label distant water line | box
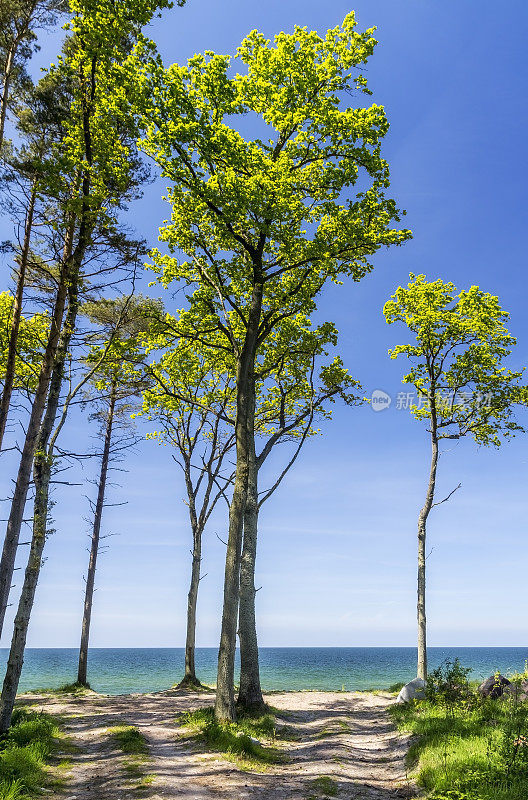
[2,647,527,696]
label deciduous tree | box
[384,274,527,680]
[137,12,410,720]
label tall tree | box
[237,323,361,712]
[0,0,65,151]
[140,341,236,688]
[384,274,527,681]
[0,73,70,449]
[76,295,160,688]
[137,12,410,720]
[0,0,172,732]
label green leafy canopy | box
[384,274,527,446]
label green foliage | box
[135,12,409,368]
[391,675,528,800]
[425,659,473,711]
[181,706,282,768]
[0,291,49,393]
[384,274,527,445]
[82,294,163,397]
[0,708,63,798]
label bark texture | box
[77,385,116,687]
[214,283,262,723]
[0,44,15,152]
[0,272,79,732]
[237,445,264,712]
[182,500,202,686]
[0,179,37,449]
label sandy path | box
[22,689,417,799]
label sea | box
[1,647,527,696]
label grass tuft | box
[107,726,148,756]
[180,706,284,770]
[0,707,66,799]
[307,775,338,798]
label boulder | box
[503,680,528,702]
[396,677,426,704]
[478,674,510,699]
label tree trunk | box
[181,522,202,687]
[417,429,439,682]
[215,283,263,723]
[0,44,15,153]
[77,385,116,687]
[0,430,50,734]
[0,179,38,450]
[0,47,94,637]
[0,221,75,638]
[237,442,265,712]
[0,270,80,732]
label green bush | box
[425,659,472,710]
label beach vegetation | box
[107,726,152,790]
[107,725,149,756]
[391,667,528,800]
[0,707,66,798]
[179,706,284,769]
[307,775,338,798]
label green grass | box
[26,682,91,697]
[180,706,284,770]
[388,681,406,694]
[0,707,68,799]
[107,726,152,792]
[390,696,528,800]
[306,775,338,798]
[107,725,149,756]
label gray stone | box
[503,680,528,702]
[396,678,426,704]
[478,674,510,699]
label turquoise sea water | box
[2,648,527,695]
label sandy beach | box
[22,689,418,799]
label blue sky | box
[1,0,527,648]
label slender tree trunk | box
[0,267,80,732]
[77,385,116,687]
[215,283,263,723]
[0,221,75,638]
[0,429,50,734]
[237,441,265,712]
[181,521,202,687]
[0,179,38,449]
[0,44,15,153]
[0,47,93,637]
[417,427,438,682]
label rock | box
[503,680,528,702]
[396,678,426,704]
[478,674,510,699]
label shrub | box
[425,659,472,711]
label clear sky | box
[1,0,527,649]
